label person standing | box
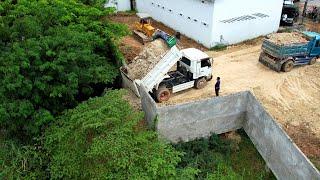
[215,77,220,96]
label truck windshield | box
[316,40,320,47]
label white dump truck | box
[139,46,213,102]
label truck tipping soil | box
[124,39,169,80]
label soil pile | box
[126,39,169,80]
[267,32,308,45]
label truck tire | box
[282,60,294,72]
[309,57,317,65]
[195,77,207,89]
[206,75,213,81]
[156,86,171,102]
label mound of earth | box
[126,39,169,80]
[266,32,308,45]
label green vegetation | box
[1,90,199,179]
[0,1,275,179]
[174,130,276,180]
[210,44,227,51]
[0,0,128,140]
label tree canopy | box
[0,0,128,140]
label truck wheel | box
[206,75,213,81]
[195,77,207,89]
[309,57,317,65]
[282,60,294,72]
[156,87,171,102]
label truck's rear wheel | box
[282,60,294,72]
[195,77,207,89]
[309,57,317,65]
[156,87,171,102]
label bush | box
[44,90,194,179]
[210,44,227,51]
[0,0,129,140]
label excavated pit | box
[138,85,320,179]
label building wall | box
[210,0,283,46]
[136,0,215,47]
[105,0,131,11]
[136,0,282,48]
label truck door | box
[199,58,212,77]
[311,39,320,57]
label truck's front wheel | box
[195,77,207,89]
[282,60,294,72]
[309,57,317,65]
[156,87,171,102]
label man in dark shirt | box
[215,77,220,96]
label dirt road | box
[163,44,320,167]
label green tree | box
[44,90,193,179]
[0,0,128,140]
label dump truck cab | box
[139,46,213,102]
[179,48,213,80]
[306,31,320,57]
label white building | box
[104,0,131,11]
[107,0,284,48]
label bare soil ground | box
[109,13,207,64]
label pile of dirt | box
[267,32,308,45]
[119,36,143,63]
[126,39,169,80]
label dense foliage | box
[45,90,186,179]
[1,90,198,179]
[173,131,276,180]
[0,0,128,140]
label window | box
[316,40,320,47]
[201,58,211,67]
[181,57,191,66]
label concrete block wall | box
[120,68,140,97]
[157,92,248,143]
[137,86,320,179]
[245,93,320,180]
[138,85,158,128]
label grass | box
[210,44,227,51]
[173,129,276,180]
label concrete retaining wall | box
[157,92,248,142]
[137,87,320,179]
[120,68,140,97]
[138,85,158,128]
[245,93,320,180]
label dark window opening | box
[201,58,211,67]
[316,40,320,47]
[181,57,191,66]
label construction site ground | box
[109,12,207,64]
[111,13,320,168]
[167,43,320,168]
